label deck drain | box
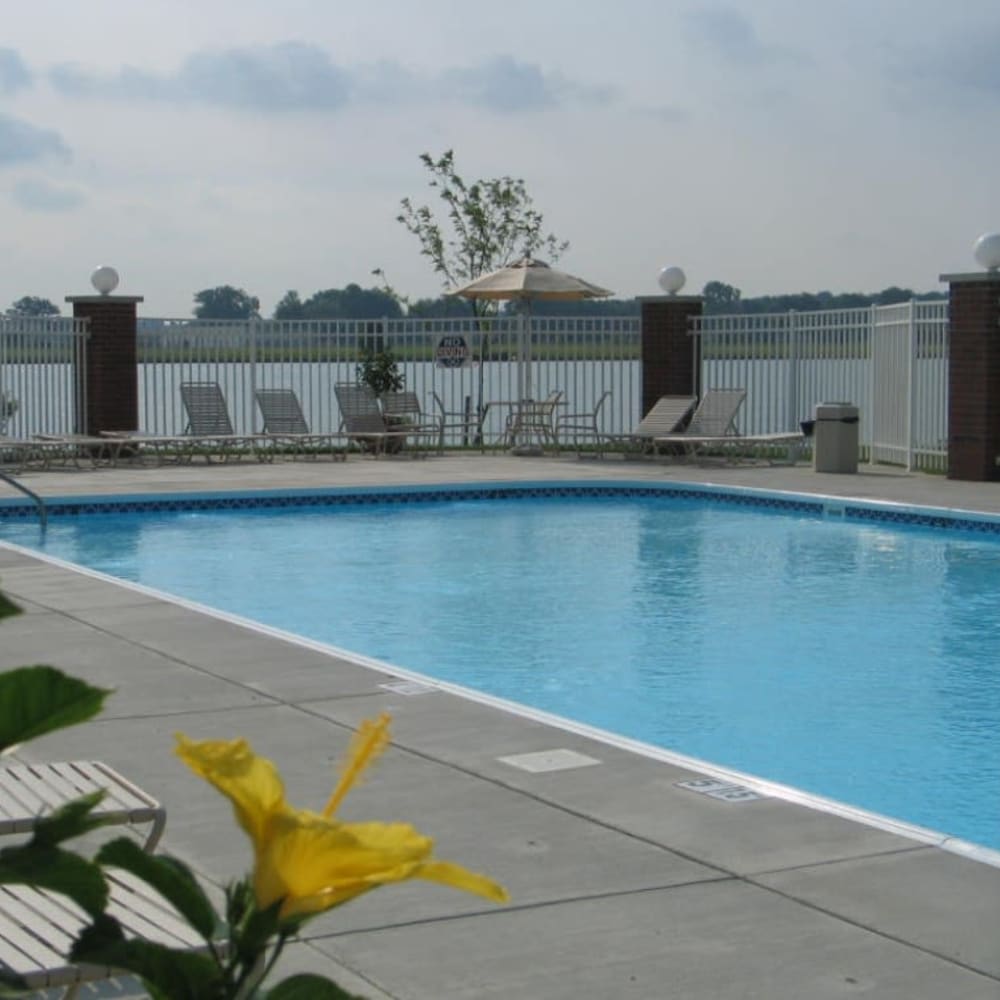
[676,777,762,802]
[498,749,601,773]
[379,680,437,696]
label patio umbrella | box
[448,256,613,406]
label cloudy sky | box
[2,0,998,316]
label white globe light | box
[973,232,1000,271]
[658,265,686,295]
[91,265,120,295]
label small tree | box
[356,348,403,396]
[396,150,569,430]
[193,286,260,320]
[397,149,568,319]
[7,296,59,316]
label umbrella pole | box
[476,328,488,447]
[524,306,533,401]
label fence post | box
[638,295,703,416]
[786,311,799,433]
[940,268,1000,481]
[906,299,916,472]
[65,287,143,435]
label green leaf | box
[0,589,21,622]
[237,900,283,964]
[0,968,32,996]
[267,973,367,999]
[0,665,111,752]
[95,838,219,942]
[31,790,107,846]
[0,844,108,916]
[72,914,223,999]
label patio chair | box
[254,388,347,461]
[179,381,268,462]
[554,390,611,452]
[0,759,220,997]
[431,391,488,452]
[600,395,696,457]
[379,390,443,454]
[504,390,564,449]
[333,383,411,457]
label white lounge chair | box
[334,383,421,457]
[254,387,347,461]
[0,759,218,998]
[0,759,165,850]
[600,395,696,457]
[653,388,805,463]
[179,381,269,462]
[378,391,443,454]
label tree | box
[7,295,59,316]
[702,281,742,315]
[193,286,260,319]
[396,149,569,319]
[396,150,569,434]
[273,290,305,320]
[298,285,402,320]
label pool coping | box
[4,477,1000,535]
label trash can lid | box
[814,402,859,420]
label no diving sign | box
[435,335,474,368]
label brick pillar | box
[638,296,703,416]
[64,294,143,435]
[940,271,1000,481]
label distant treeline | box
[273,282,948,320]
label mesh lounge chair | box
[600,395,696,457]
[254,388,347,461]
[179,381,268,462]
[379,391,443,454]
[652,388,802,463]
[334,383,411,457]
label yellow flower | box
[175,714,508,920]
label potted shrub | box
[356,348,408,452]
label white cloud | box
[50,42,352,112]
[0,114,69,166]
[0,48,31,94]
[11,178,85,212]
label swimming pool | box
[1,482,999,852]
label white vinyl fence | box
[0,305,950,469]
[692,301,949,471]
[0,316,89,436]
[137,316,643,443]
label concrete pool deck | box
[1,454,999,999]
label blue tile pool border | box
[2,480,1000,535]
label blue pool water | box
[2,488,999,850]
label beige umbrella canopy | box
[448,257,613,403]
[448,256,613,301]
